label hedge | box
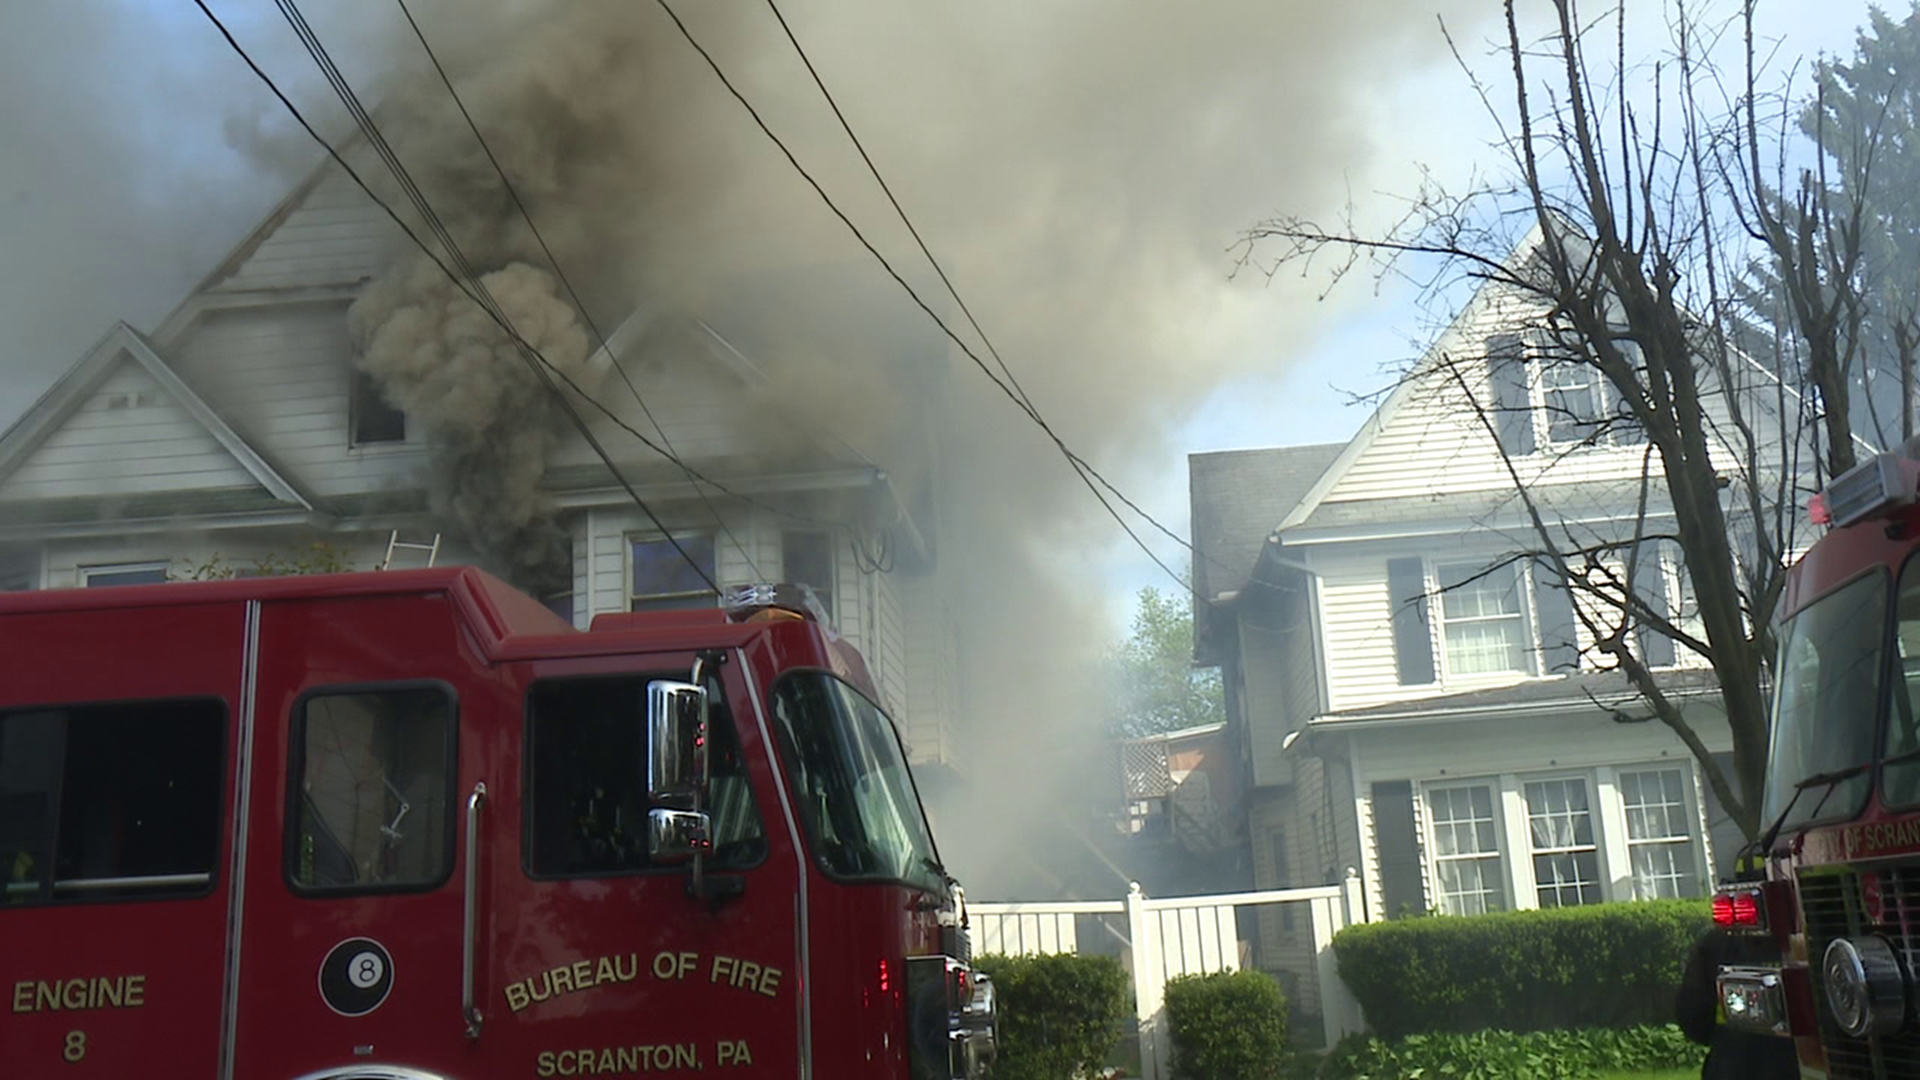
[1319,1025,1706,1079]
[1333,898,1711,1038]
[1165,970,1289,1080]
[972,952,1131,1080]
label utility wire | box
[390,0,767,581]
[759,0,1210,570]
[654,0,1192,592]
[194,0,720,595]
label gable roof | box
[1188,442,1343,605]
[0,322,310,509]
[1276,232,1545,536]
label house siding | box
[0,361,257,500]
[211,168,400,293]
[171,303,428,498]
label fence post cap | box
[1128,881,1144,896]
[1344,867,1359,880]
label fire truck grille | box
[1800,866,1920,1078]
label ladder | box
[378,531,441,571]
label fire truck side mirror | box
[646,679,710,805]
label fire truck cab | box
[1714,445,1920,1076]
[0,567,995,1080]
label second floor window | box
[1541,362,1601,444]
[350,368,406,446]
[630,534,717,612]
[1437,561,1529,676]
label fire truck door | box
[481,659,806,1078]
[226,593,495,1078]
[0,602,244,1080]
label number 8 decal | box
[318,937,396,1016]
[63,1030,85,1063]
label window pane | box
[1525,778,1601,907]
[631,536,717,611]
[351,367,406,445]
[1620,767,1701,900]
[772,674,943,890]
[3,700,224,905]
[526,675,763,876]
[782,531,835,617]
[1631,843,1699,899]
[292,688,453,891]
[1437,563,1528,675]
[1427,784,1504,915]
[84,566,169,587]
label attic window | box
[351,368,406,446]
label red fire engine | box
[1712,446,1920,1076]
[0,567,996,1080]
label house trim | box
[0,323,312,510]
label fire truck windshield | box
[770,673,945,892]
[1763,569,1886,832]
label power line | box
[653,0,1192,592]
[389,0,767,582]
[760,0,1211,571]
[193,0,720,595]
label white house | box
[1190,236,1785,934]
[0,158,969,786]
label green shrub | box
[1318,1025,1705,1080]
[972,952,1131,1080]
[1165,969,1290,1080]
[1333,898,1710,1037]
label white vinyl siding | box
[0,362,255,501]
[170,305,426,498]
[209,167,401,292]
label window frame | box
[81,563,171,588]
[348,366,408,448]
[1617,765,1706,900]
[1521,774,1604,908]
[1434,560,1535,680]
[1,695,228,909]
[627,532,720,613]
[1539,360,1603,446]
[766,668,946,893]
[518,670,769,882]
[1422,780,1508,916]
[283,680,459,897]
[781,530,837,620]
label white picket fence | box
[971,873,1366,1080]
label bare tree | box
[1236,0,1893,839]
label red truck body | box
[0,567,990,1080]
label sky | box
[0,0,1894,642]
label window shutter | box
[1534,564,1578,673]
[1632,542,1677,668]
[1487,334,1536,456]
[1387,557,1435,685]
[1372,780,1426,919]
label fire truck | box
[0,567,996,1080]
[1712,446,1920,1076]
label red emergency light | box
[1712,888,1764,928]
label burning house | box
[0,22,968,784]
